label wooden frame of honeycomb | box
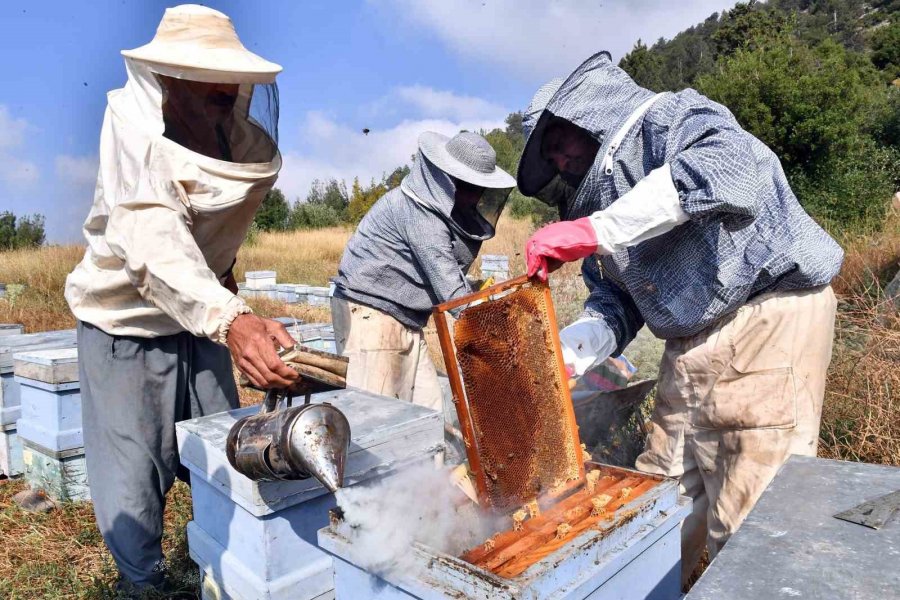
[433,275,585,510]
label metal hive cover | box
[434,276,585,509]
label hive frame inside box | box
[432,274,585,510]
[319,463,689,600]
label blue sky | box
[0,0,738,242]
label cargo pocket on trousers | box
[695,365,797,430]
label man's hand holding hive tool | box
[227,314,300,388]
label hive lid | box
[176,388,443,516]
[13,347,79,384]
[0,330,77,373]
[433,275,584,510]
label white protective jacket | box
[66,21,281,343]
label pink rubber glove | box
[525,217,599,281]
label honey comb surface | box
[451,284,582,509]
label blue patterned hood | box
[516,52,844,348]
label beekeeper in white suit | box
[65,5,298,593]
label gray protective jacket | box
[333,152,486,330]
[521,52,844,353]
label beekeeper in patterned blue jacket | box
[518,51,844,582]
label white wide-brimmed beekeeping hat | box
[121,4,282,84]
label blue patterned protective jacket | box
[520,52,843,354]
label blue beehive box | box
[0,330,77,477]
[14,347,89,501]
[319,466,690,600]
[480,254,510,282]
[177,389,444,600]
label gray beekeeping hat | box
[418,131,515,189]
[522,77,564,141]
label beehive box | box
[0,330,78,477]
[276,284,300,304]
[245,271,277,289]
[21,440,89,501]
[14,347,88,501]
[15,363,82,451]
[306,287,331,307]
[0,324,25,337]
[177,388,443,600]
[0,422,22,477]
[320,463,690,600]
[480,254,510,282]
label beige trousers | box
[331,297,443,411]
[635,286,837,582]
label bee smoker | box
[226,387,351,492]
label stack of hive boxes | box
[14,347,89,501]
[0,329,77,478]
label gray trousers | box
[77,321,238,588]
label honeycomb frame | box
[433,275,585,509]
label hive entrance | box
[433,275,584,510]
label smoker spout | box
[288,402,351,493]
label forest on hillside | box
[255,0,900,234]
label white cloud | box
[55,154,99,186]
[0,105,30,150]
[278,109,507,202]
[374,0,737,81]
[393,85,507,121]
[0,105,39,187]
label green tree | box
[290,201,343,229]
[712,2,792,58]
[347,177,389,223]
[619,40,666,90]
[870,21,900,79]
[0,212,45,250]
[14,214,45,248]
[305,178,349,215]
[0,212,16,250]
[697,37,884,170]
[253,188,290,231]
[698,37,897,224]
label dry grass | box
[234,226,353,286]
[0,245,83,332]
[0,478,196,599]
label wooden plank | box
[434,274,531,313]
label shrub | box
[290,201,343,230]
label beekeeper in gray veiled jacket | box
[65,5,298,593]
[517,51,843,582]
[332,131,515,410]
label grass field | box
[0,211,897,598]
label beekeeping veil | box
[106,4,281,213]
[401,131,515,241]
[517,51,656,217]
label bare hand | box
[227,314,299,388]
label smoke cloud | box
[334,463,501,578]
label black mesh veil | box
[157,74,279,164]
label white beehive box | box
[320,472,690,600]
[0,324,24,337]
[177,388,443,600]
[480,254,510,282]
[245,271,277,289]
[306,287,331,307]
